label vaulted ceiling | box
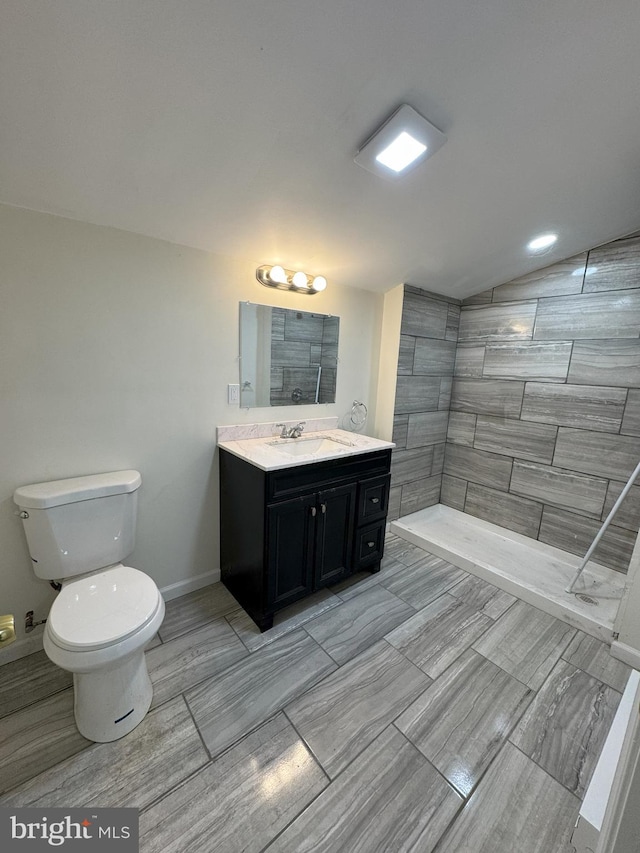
[2,1,640,297]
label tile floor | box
[0,533,632,853]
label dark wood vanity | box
[219,447,391,630]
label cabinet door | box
[267,494,316,610]
[314,483,357,587]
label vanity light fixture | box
[354,104,447,180]
[256,265,327,295]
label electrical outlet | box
[228,383,240,405]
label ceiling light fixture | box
[256,265,327,295]
[354,104,447,180]
[527,233,558,253]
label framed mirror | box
[239,302,339,407]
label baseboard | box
[159,569,221,602]
[0,630,45,664]
[610,640,640,671]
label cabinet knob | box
[321,503,326,514]
[370,497,380,504]
[311,506,317,517]
[367,541,375,548]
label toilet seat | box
[47,564,161,652]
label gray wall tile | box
[553,428,640,481]
[401,290,448,339]
[394,376,441,414]
[464,483,543,538]
[462,289,493,305]
[458,302,537,343]
[510,461,608,517]
[397,336,415,375]
[621,389,640,436]
[446,304,461,340]
[432,442,445,475]
[583,235,640,293]
[492,254,586,302]
[413,338,457,375]
[407,411,449,448]
[483,341,571,382]
[391,446,435,486]
[533,290,640,339]
[440,474,467,510]
[392,414,408,449]
[568,340,640,388]
[399,476,442,516]
[521,383,626,433]
[454,344,485,377]
[444,444,512,490]
[474,415,557,464]
[447,411,476,446]
[538,506,636,572]
[388,486,402,522]
[602,480,640,532]
[438,377,453,410]
[451,378,524,418]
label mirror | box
[239,302,339,407]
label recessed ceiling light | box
[354,104,447,180]
[375,132,427,173]
[527,233,558,252]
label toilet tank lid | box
[14,470,142,509]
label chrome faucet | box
[276,421,306,439]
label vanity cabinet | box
[219,447,391,631]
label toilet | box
[13,470,165,743]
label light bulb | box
[268,265,288,284]
[311,276,327,292]
[292,271,308,288]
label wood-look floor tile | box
[0,650,72,720]
[396,649,532,797]
[285,640,431,779]
[158,582,241,642]
[226,587,340,652]
[139,714,327,853]
[448,574,516,620]
[472,600,575,690]
[510,660,621,797]
[0,688,90,794]
[562,631,632,693]
[381,554,468,609]
[265,726,461,853]
[330,557,405,602]
[0,697,208,809]
[436,742,579,853]
[147,618,248,708]
[304,584,415,665]
[385,594,492,679]
[381,537,428,567]
[185,629,336,758]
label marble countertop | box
[217,424,394,472]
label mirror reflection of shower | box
[239,302,339,408]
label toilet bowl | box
[14,470,165,743]
[43,564,165,742]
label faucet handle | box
[275,423,289,438]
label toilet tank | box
[14,470,142,580]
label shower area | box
[386,234,640,658]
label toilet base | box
[73,651,153,742]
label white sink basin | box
[267,434,354,457]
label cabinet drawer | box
[267,450,392,502]
[357,474,390,524]
[354,522,386,569]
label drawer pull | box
[367,541,376,548]
[311,506,317,517]
[370,497,380,504]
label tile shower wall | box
[442,234,640,572]
[270,309,338,406]
[389,286,461,520]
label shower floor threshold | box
[390,504,625,643]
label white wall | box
[0,204,384,661]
